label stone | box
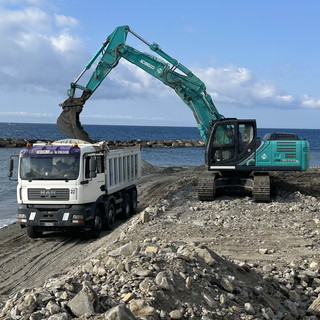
[219,278,235,293]
[98,267,107,276]
[140,211,151,223]
[155,272,172,290]
[48,313,69,320]
[104,304,136,320]
[309,261,319,270]
[139,278,157,293]
[108,243,140,257]
[30,311,45,320]
[121,292,135,302]
[46,301,61,315]
[307,295,320,316]
[194,247,217,266]
[145,245,159,254]
[169,309,183,319]
[284,300,299,318]
[129,299,157,317]
[244,302,255,315]
[202,292,217,308]
[67,290,95,317]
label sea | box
[1,122,319,228]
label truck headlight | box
[72,214,84,219]
[72,214,84,223]
[18,213,27,223]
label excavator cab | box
[206,119,257,170]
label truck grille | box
[28,188,70,201]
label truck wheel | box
[89,207,102,239]
[120,192,131,220]
[130,188,138,214]
[26,226,43,239]
[106,199,115,230]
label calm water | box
[1,122,319,228]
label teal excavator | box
[57,25,309,202]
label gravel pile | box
[1,167,320,319]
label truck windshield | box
[20,148,80,181]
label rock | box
[284,299,299,318]
[169,309,183,319]
[219,278,235,293]
[48,313,70,320]
[129,299,157,317]
[194,247,217,266]
[145,245,159,254]
[202,292,217,308]
[155,272,172,290]
[139,278,157,293]
[30,311,45,320]
[140,210,151,223]
[104,304,137,320]
[67,290,95,317]
[47,300,61,315]
[258,248,269,255]
[108,243,140,257]
[307,295,320,316]
[121,292,135,302]
[244,302,255,315]
[309,261,319,270]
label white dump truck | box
[8,139,141,238]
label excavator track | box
[252,173,271,202]
[197,174,216,201]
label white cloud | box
[0,4,86,94]
[54,14,78,28]
[50,33,82,52]
[302,95,320,108]
[276,95,294,103]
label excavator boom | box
[57,25,223,142]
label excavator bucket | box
[56,104,92,142]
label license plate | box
[43,222,55,227]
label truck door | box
[82,154,105,202]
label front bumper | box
[18,204,93,230]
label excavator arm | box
[57,25,223,142]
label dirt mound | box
[1,164,320,319]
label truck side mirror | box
[8,155,18,181]
[8,159,14,178]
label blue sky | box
[0,0,319,129]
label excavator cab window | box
[211,124,236,162]
[206,119,257,167]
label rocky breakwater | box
[0,138,204,148]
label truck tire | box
[106,198,115,230]
[130,188,138,214]
[26,226,43,239]
[88,206,102,239]
[120,192,131,220]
